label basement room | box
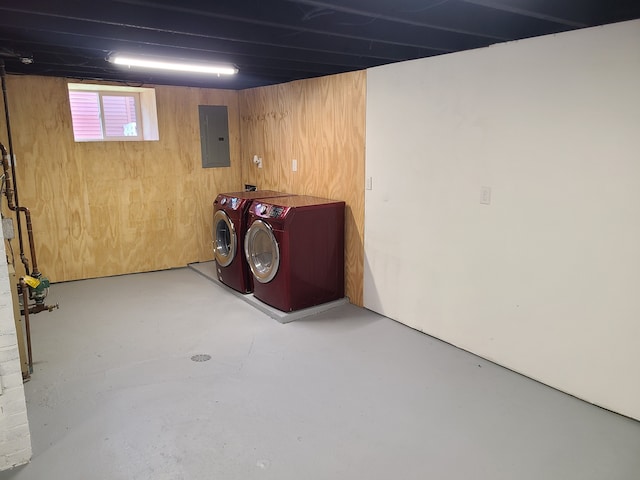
[0,1,639,478]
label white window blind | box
[102,95,138,138]
[68,91,102,140]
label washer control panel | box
[215,195,242,210]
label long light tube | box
[109,54,238,75]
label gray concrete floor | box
[1,267,639,480]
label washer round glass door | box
[212,210,236,267]
[244,220,279,283]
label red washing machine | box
[244,195,345,312]
[212,190,294,293]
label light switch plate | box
[2,218,14,239]
[480,186,492,205]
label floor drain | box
[191,354,212,362]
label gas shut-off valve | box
[19,274,59,315]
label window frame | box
[67,83,159,143]
[98,92,143,141]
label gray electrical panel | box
[199,105,230,168]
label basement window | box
[67,83,159,142]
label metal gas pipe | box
[1,57,57,380]
[0,142,57,315]
[0,143,37,275]
[19,277,33,373]
[0,61,30,274]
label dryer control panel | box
[253,203,289,219]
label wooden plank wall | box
[0,75,242,282]
[239,71,366,306]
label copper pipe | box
[21,302,58,316]
[17,206,39,276]
[0,142,12,209]
[19,278,33,373]
[1,63,26,266]
[0,143,36,275]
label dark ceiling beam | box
[4,64,281,90]
[0,30,375,77]
[0,1,463,56]
[0,25,420,69]
[116,0,489,50]
[10,59,317,82]
[3,0,637,91]
[461,0,590,28]
[279,0,510,39]
[0,7,441,64]
[0,28,381,71]
[1,50,307,87]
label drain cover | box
[191,354,212,362]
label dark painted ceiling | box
[0,0,638,90]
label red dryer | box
[244,195,345,312]
[212,190,294,293]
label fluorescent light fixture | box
[109,54,238,75]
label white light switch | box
[480,186,492,205]
[2,218,14,240]
[365,177,372,190]
[292,159,297,172]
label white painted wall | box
[364,20,640,420]
[0,237,32,470]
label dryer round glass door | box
[212,210,236,267]
[244,220,279,283]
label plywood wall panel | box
[0,75,241,282]
[239,71,366,306]
[0,72,365,305]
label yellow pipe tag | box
[23,275,40,288]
